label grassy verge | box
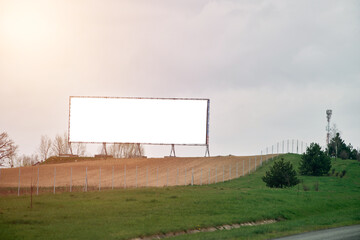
[0,154,359,240]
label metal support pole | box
[236,162,238,177]
[243,160,244,176]
[292,139,294,153]
[166,168,168,187]
[261,151,263,166]
[208,168,210,184]
[53,167,56,194]
[277,142,279,154]
[176,168,179,185]
[170,144,176,157]
[99,167,101,191]
[249,158,250,174]
[191,168,194,186]
[156,167,158,187]
[297,139,299,154]
[215,167,217,183]
[85,167,88,192]
[222,165,224,182]
[282,140,284,153]
[185,168,187,185]
[124,165,126,189]
[229,164,231,179]
[272,145,274,160]
[136,166,138,188]
[70,167,72,193]
[200,168,202,185]
[18,168,20,196]
[255,157,257,171]
[37,167,39,195]
[112,166,114,190]
[146,167,148,187]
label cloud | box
[0,0,359,157]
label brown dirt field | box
[0,155,277,195]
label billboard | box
[69,96,210,145]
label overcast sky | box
[1,0,359,158]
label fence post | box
[37,167,39,195]
[70,167,72,193]
[18,168,21,196]
[156,167,159,187]
[229,164,231,179]
[176,168,179,186]
[191,168,194,186]
[53,167,56,194]
[208,168,210,184]
[124,165,126,189]
[236,162,238,178]
[166,168,169,187]
[85,167,88,192]
[297,139,299,153]
[185,168,187,185]
[292,139,294,153]
[99,167,101,191]
[243,160,244,176]
[215,167,217,183]
[112,166,114,190]
[223,165,224,182]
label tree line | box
[0,131,144,167]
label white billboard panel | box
[69,97,209,145]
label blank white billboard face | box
[69,97,209,145]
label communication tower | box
[326,109,332,146]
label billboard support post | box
[170,144,176,157]
[205,145,210,157]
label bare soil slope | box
[0,155,275,193]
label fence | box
[0,139,307,196]
[0,155,279,195]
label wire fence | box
[0,139,307,196]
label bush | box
[299,143,331,176]
[262,158,299,188]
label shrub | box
[314,182,319,191]
[303,183,310,191]
[262,158,299,188]
[331,168,335,175]
[342,170,347,177]
[299,143,331,176]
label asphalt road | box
[273,225,360,240]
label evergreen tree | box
[300,143,331,176]
[262,158,299,188]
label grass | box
[0,154,359,240]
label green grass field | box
[0,154,359,240]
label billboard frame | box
[68,96,210,156]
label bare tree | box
[18,154,39,167]
[72,143,86,156]
[0,132,18,166]
[39,135,52,162]
[108,143,144,158]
